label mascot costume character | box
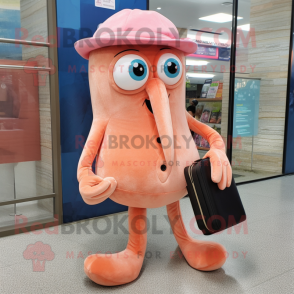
[75,9,232,286]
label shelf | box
[197,147,210,151]
[204,122,221,128]
[196,98,222,102]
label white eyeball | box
[157,53,183,85]
[113,54,149,90]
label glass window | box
[232,0,291,182]
[0,47,53,202]
[0,0,55,233]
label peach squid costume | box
[75,9,232,286]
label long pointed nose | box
[145,78,174,183]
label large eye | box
[157,53,182,85]
[113,54,149,90]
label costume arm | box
[77,118,117,205]
[186,112,232,190]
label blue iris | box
[164,58,180,78]
[129,59,147,81]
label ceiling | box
[186,72,224,84]
[149,0,251,33]
[185,59,229,84]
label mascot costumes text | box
[75,9,232,286]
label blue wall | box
[284,53,294,174]
[56,0,148,223]
[284,7,294,174]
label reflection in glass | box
[0,50,53,202]
[0,0,55,235]
[0,198,54,230]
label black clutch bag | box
[184,158,246,235]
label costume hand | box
[203,149,232,190]
[79,175,117,205]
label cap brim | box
[74,37,198,60]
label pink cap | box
[75,9,197,60]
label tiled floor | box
[1,175,294,293]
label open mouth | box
[143,94,170,114]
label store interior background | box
[0,0,293,233]
[150,0,291,182]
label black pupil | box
[133,62,145,77]
[167,62,178,74]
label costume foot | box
[181,240,227,271]
[84,249,144,286]
[167,201,226,272]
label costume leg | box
[84,207,147,286]
[167,201,226,271]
